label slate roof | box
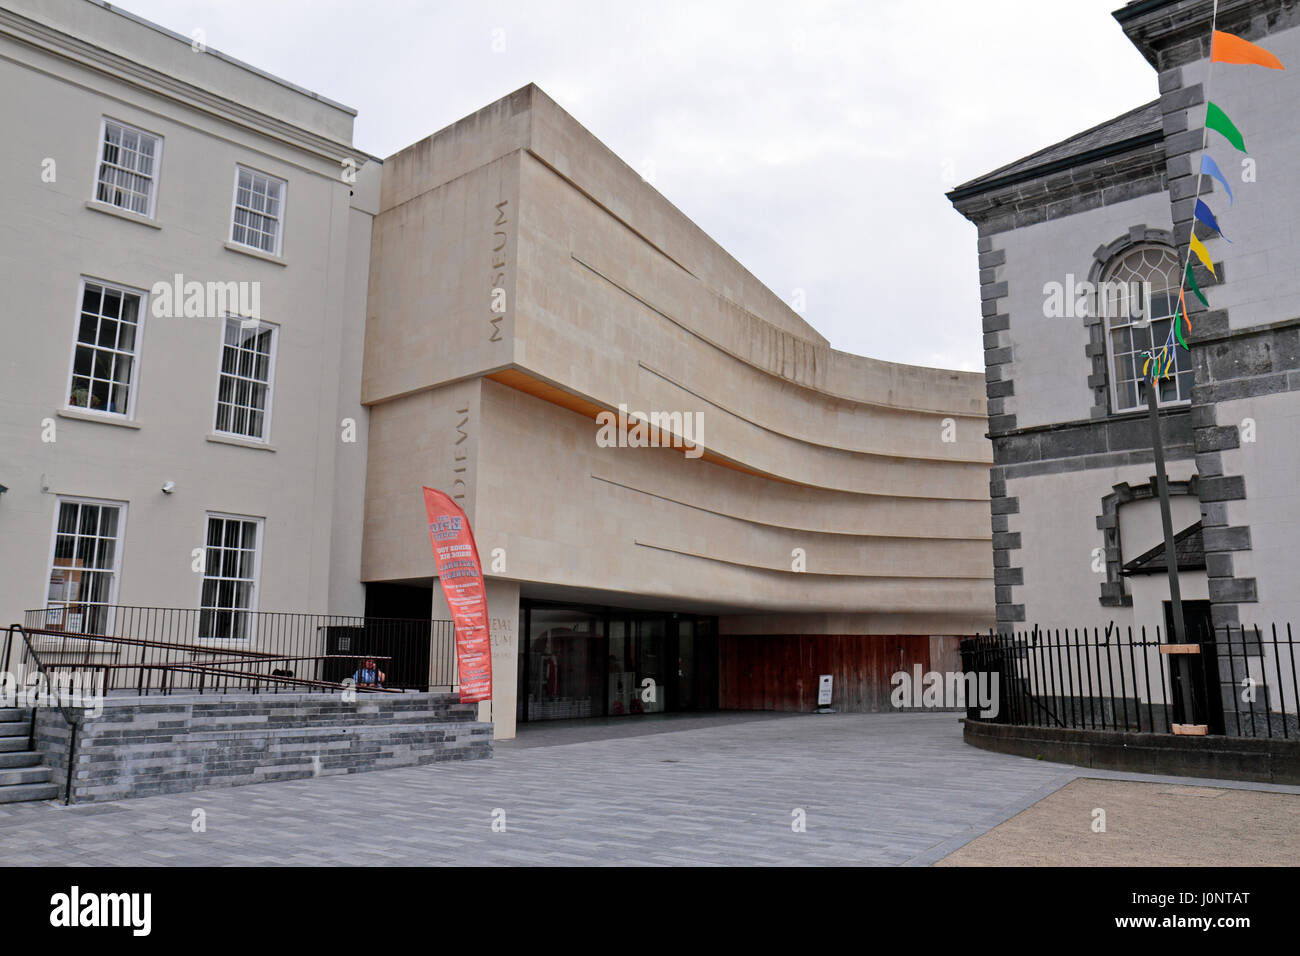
[947,100,1163,200]
[1121,521,1207,575]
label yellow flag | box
[1189,232,1216,278]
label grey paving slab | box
[0,712,1293,866]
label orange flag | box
[1211,30,1285,69]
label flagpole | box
[1144,0,1218,730]
[1145,380,1201,731]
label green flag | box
[1206,101,1247,152]
[1185,262,1209,308]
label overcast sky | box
[117,0,1157,371]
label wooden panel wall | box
[719,634,964,712]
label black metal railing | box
[2,622,91,804]
[2,622,58,749]
[5,606,458,696]
[960,623,1299,739]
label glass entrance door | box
[519,602,717,721]
[634,616,666,714]
[607,615,665,715]
[676,619,696,711]
[526,607,604,720]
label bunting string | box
[1141,2,1286,391]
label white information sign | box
[817,674,833,706]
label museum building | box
[360,85,995,737]
[1,1,995,744]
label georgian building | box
[948,0,1300,716]
[0,0,378,634]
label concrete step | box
[0,737,29,752]
[0,720,30,738]
[0,765,52,787]
[0,708,25,722]
[0,782,59,804]
[0,751,42,769]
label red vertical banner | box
[422,487,493,703]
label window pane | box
[57,503,78,535]
[231,167,284,253]
[97,122,158,215]
[46,502,122,623]
[68,282,141,416]
[1102,245,1186,410]
[215,319,274,438]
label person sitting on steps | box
[351,658,386,689]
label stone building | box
[362,85,994,738]
[948,0,1300,719]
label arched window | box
[1101,245,1193,413]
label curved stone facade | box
[361,85,994,732]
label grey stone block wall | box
[34,692,492,803]
[978,237,1024,628]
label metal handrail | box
[5,623,84,804]
[21,605,458,695]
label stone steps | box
[0,710,58,804]
[0,751,42,769]
[0,765,52,787]
[0,782,60,804]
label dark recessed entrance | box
[517,600,718,722]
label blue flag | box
[1194,199,1231,242]
[1200,154,1234,205]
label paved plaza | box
[0,712,1296,866]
